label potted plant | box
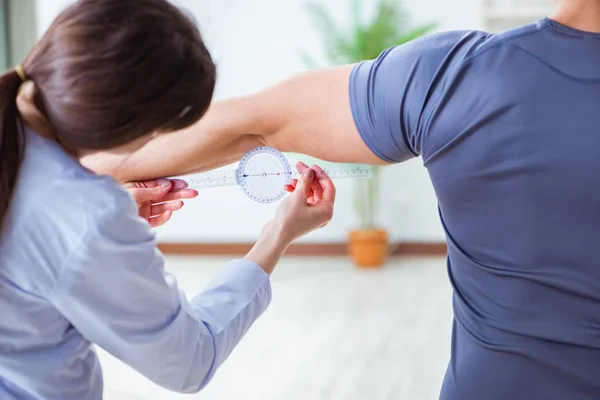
[303,0,437,268]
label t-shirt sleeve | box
[47,186,271,393]
[349,31,478,163]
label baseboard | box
[157,242,447,256]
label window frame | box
[0,0,9,71]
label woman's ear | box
[16,82,55,139]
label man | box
[84,1,600,398]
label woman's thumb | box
[293,168,314,199]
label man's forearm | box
[81,97,263,183]
[125,100,262,181]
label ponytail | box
[0,69,26,232]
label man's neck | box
[550,0,600,32]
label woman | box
[0,1,335,399]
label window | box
[0,0,37,72]
[481,0,554,32]
[0,0,8,71]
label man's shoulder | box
[396,20,547,71]
[463,19,548,64]
[395,29,489,63]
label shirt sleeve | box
[349,31,479,163]
[47,188,271,393]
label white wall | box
[34,0,72,37]
[34,0,485,243]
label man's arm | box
[248,65,385,164]
[84,64,386,183]
[85,29,469,183]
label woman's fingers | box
[155,188,198,203]
[125,178,188,190]
[287,163,329,201]
[285,179,298,193]
[292,168,315,200]
[271,164,337,245]
[284,179,319,203]
[149,210,173,228]
[125,179,195,228]
[296,161,310,172]
[290,161,322,200]
[309,165,323,202]
[124,179,197,211]
[151,200,184,216]
[284,162,331,204]
[312,164,335,203]
[169,179,189,191]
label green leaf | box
[304,2,353,65]
[396,22,439,45]
[299,52,319,69]
[304,1,340,41]
[351,0,362,33]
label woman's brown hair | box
[0,0,216,230]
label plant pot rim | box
[350,227,387,233]
[348,228,389,241]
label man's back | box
[349,18,600,399]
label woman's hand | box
[244,162,336,274]
[273,162,335,243]
[124,179,198,228]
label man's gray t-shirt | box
[349,18,600,399]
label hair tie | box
[15,65,28,82]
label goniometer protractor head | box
[236,147,292,203]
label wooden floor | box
[101,255,453,400]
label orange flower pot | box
[348,228,388,268]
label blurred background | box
[1,0,554,399]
